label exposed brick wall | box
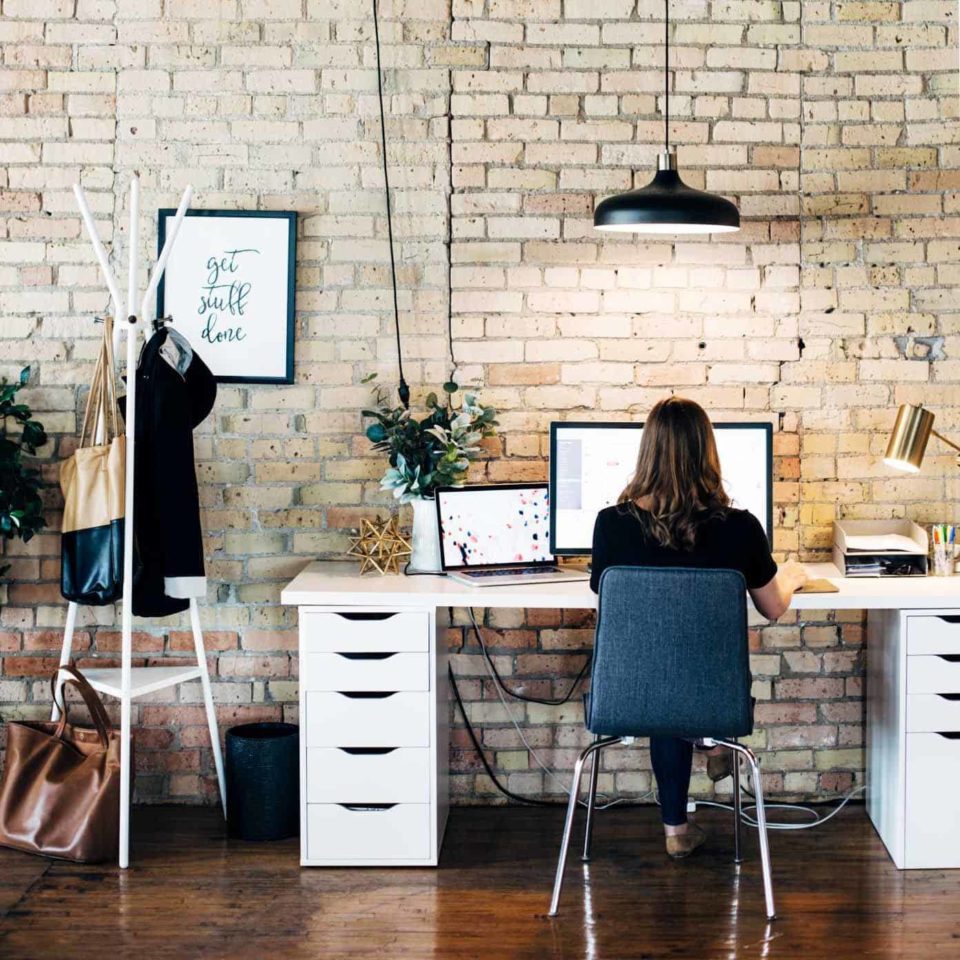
[1,0,957,805]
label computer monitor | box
[549,421,773,556]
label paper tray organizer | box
[832,520,929,577]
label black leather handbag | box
[60,317,125,605]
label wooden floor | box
[0,804,958,959]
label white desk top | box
[281,561,960,613]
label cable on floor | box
[693,785,866,831]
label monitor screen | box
[436,484,553,569]
[549,421,773,555]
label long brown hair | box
[619,397,730,551]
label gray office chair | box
[548,566,775,920]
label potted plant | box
[0,368,47,576]
[363,379,497,572]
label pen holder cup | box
[931,524,956,577]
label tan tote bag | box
[60,316,126,604]
[0,664,123,862]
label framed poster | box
[156,209,296,384]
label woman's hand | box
[778,559,809,594]
[749,559,809,620]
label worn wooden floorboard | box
[0,804,957,959]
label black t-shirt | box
[590,504,777,594]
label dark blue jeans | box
[650,736,693,826]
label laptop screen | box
[436,484,554,570]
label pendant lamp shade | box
[594,1,741,236]
[594,153,740,234]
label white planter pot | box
[409,497,442,574]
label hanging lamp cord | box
[372,0,409,409]
[664,0,670,153]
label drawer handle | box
[936,694,960,702]
[336,612,397,622]
[938,655,960,663]
[338,747,398,755]
[336,652,398,661]
[338,691,397,700]
[936,733,960,740]
[936,616,960,625]
[339,803,397,812]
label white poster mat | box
[158,213,293,382]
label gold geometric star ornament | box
[346,515,412,575]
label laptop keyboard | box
[463,567,560,578]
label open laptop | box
[435,483,589,587]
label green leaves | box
[365,422,387,444]
[362,375,497,501]
[0,366,46,549]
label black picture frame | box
[157,209,297,385]
[548,420,774,555]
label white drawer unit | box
[906,614,960,655]
[868,610,960,868]
[907,654,960,694]
[302,651,429,692]
[301,610,429,653]
[904,733,960,869]
[296,605,448,867]
[304,691,430,747]
[306,748,432,804]
[906,694,960,732]
[306,803,432,863]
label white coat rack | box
[54,177,226,869]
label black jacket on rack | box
[132,327,216,618]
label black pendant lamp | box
[594,0,740,235]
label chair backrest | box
[587,566,753,740]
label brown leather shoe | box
[707,751,733,782]
[665,822,707,859]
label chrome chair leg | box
[582,736,602,862]
[548,736,619,918]
[731,744,743,864]
[717,739,776,920]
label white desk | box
[281,561,960,869]
[283,561,960,612]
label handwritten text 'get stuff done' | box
[197,248,259,344]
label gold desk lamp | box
[885,403,960,473]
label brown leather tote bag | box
[0,664,123,863]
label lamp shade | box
[884,403,934,473]
[594,153,740,235]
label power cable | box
[372,0,409,409]
[467,608,591,706]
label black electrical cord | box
[448,664,558,807]
[467,608,591,706]
[445,69,456,382]
[664,0,670,154]
[372,0,409,409]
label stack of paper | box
[844,534,922,553]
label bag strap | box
[50,664,113,749]
[78,347,104,448]
[101,316,120,440]
[79,318,121,449]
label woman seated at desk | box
[589,397,808,859]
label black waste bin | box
[225,721,299,841]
